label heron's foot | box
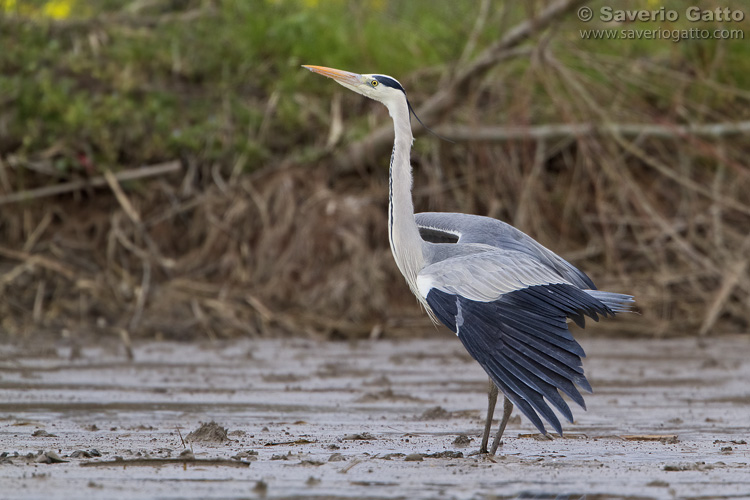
[468,448,497,458]
[474,437,503,456]
[469,448,501,462]
[475,440,502,456]
[479,437,493,454]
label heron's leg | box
[480,378,498,454]
[489,396,514,455]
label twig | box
[0,161,181,206]
[211,164,228,194]
[119,328,135,361]
[711,142,726,251]
[0,261,31,287]
[32,280,46,324]
[143,194,205,228]
[0,156,11,193]
[325,92,344,149]
[458,0,491,66]
[110,210,176,270]
[699,259,748,336]
[190,298,217,341]
[81,457,249,468]
[22,212,53,253]
[104,168,142,225]
[0,245,77,280]
[128,260,151,332]
[514,138,547,230]
[257,90,280,144]
[112,224,155,266]
[176,427,186,448]
[339,457,365,474]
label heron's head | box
[302,65,443,139]
[302,65,407,108]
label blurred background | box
[0,0,748,341]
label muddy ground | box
[0,335,748,499]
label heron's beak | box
[302,65,362,87]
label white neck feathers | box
[386,97,424,295]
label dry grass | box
[2,113,749,340]
[0,163,407,339]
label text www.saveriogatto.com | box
[577,6,746,42]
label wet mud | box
[1,336,749,499]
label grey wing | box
[417,249,617,435]
[417,249,574,302]
[415,212,596,290]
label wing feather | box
[417,219,633,435]
[486,357,562,434]
[499,350,574,423]
[425,283,613,435]
[502,338,588,406]
[416,212,597,290]
[419,250,571,302]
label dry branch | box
[332,0,590,171]
[435,121,750,142]
[0,161,181,206]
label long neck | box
[387,98,424,293]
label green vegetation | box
[2,0,748,174]
[1,1,491,171]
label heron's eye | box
[371,79,379,87]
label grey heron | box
[303,65,634,455]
